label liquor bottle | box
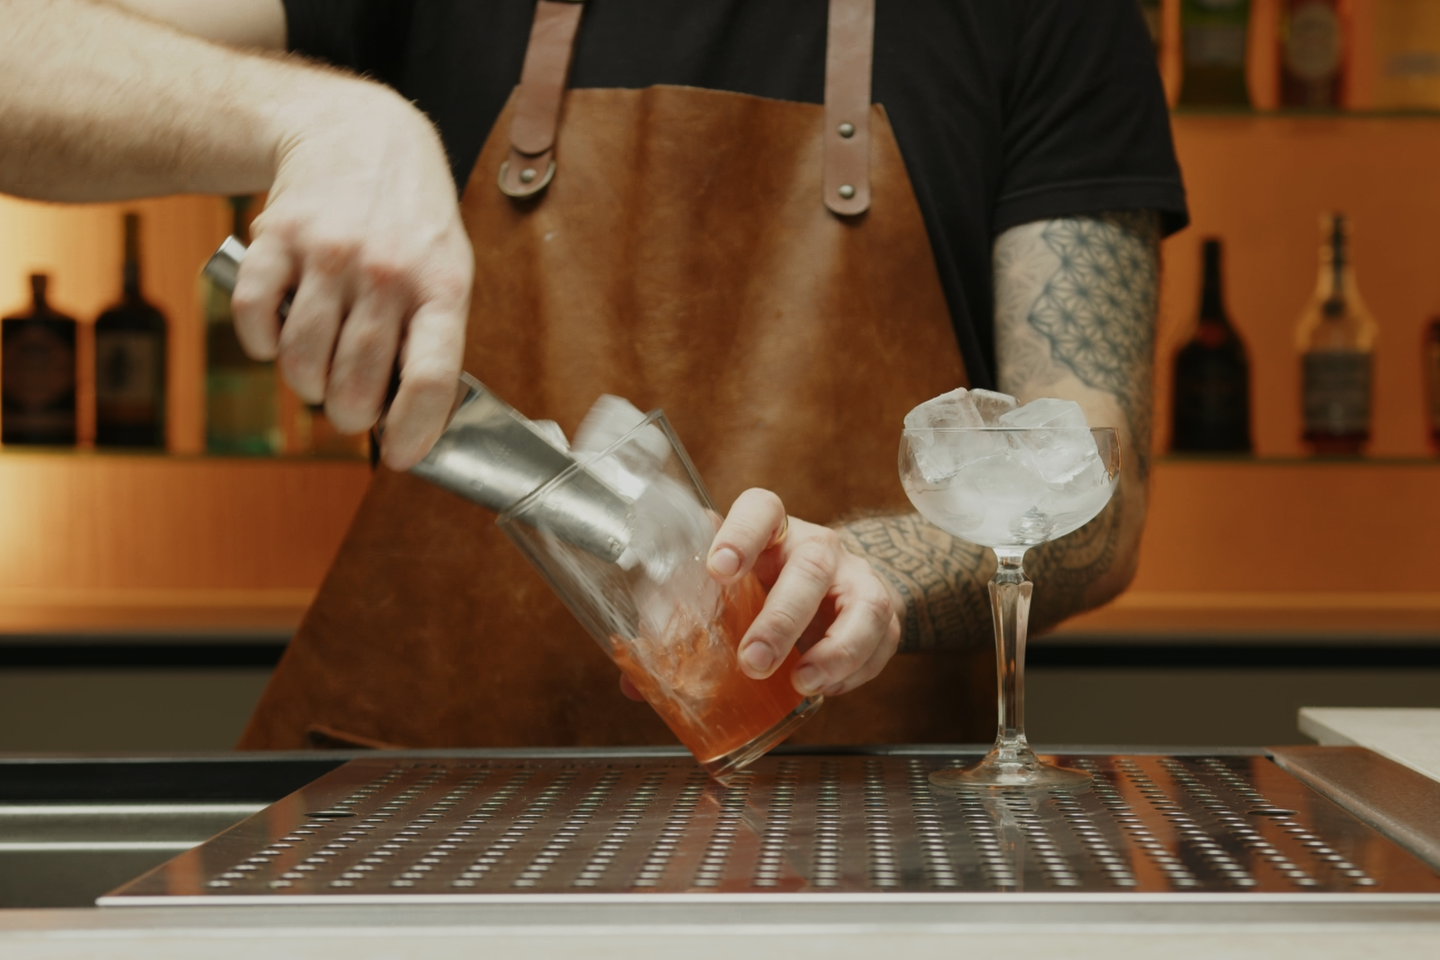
[1171,239,1253,452]
[205,197,278,454]
[1296,214,1377,456]
[95,213,167,448]
[1424,318,1440,451]
[2,274,78,446]
[1180,0,1253,107]
[1372,0,1440,110]
[1280,0,1346,109]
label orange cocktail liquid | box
[609,573,806,764]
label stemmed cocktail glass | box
[899,425,1120,791]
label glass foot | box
[929,738,1092,792]
[703,695,823,782]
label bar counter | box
[0,710,1437,958]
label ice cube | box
[995,398,1097,484]
[996,397,1089,431]
[530,419,569,453]
[903,388,984,431]
[904,389,991,484]
[968,388,1018,424]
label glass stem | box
[990,551,1032,755]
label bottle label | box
[1286,3,1343,82]
[1186,24,1248,67]
[95,331,160,419]
[2,323,75,410]
[1302,351,1370,435]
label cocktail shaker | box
[202,237,633,561]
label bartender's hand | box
[231,79,473,471]
[622,488,903,701]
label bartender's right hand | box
[230,78,473,471]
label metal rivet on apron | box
[520,168,538,184]
[838,184,856,200]
[838,122,855,138]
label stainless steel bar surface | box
[100,751,1440,904]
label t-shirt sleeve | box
[994,0,1188,237]
[281,0,414,84]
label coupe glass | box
[899,426,1121,790]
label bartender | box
[1,0,1185,748]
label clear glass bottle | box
[1296,214,1377,456]
[204,197,279,455]
[95,213,168,448]
[1172,239,1253,452]
[1180,0,1253,107]
[2,274,78,446]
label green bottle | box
[204,197,278,454]
[1180,0,1253,107]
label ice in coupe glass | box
[899,388,1120,790]
[500,405,821,778]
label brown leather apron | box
[238,0,992,751]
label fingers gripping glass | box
[500,412,821,779]
[899,426,1121,791]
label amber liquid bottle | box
[1172,239,1253,452]
[1280,0,1346,109]
[1180,0,1253,107]
[95,213,167,448]
[1297,214,1376,456]
[1,274,78,446]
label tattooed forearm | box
[837,515,993,652]
[838,213,1158,653]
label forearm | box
[1,0,379,201]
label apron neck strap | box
[499,0,584,198]
[823,0,875,216]
[498,0,875,216]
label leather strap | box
[499,0,585,199]
[823,0,874,217]
[499,0,876,214]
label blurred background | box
[0,0,1437,752]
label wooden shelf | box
[1050,459,1440,641]
[0,454,370,636]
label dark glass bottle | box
[94,213,167,448]
[1172,239,1253,452]
[205,196,278,454]
[1297,214,1376,457]
[1180,0,1252,107]
[1280,0,1346,109]
[2,274,78,446]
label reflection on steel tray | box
[100,752,1440,903]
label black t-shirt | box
[283,0,1187,388]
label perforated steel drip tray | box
[101,751,1440,904]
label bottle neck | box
[123,261,141,300]
[1199,244,1226,322]
[1322,216,1347,314]
[122,214,142,301]
[29,276,48,313]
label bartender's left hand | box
[619,488,902,700]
